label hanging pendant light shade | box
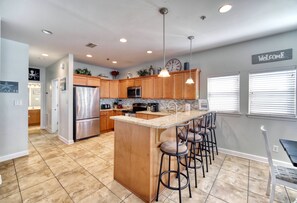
[158,8,170,78]
[185,36,194,84]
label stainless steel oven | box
[127,86,141,98]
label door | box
[51,79,59,133]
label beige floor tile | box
[152,194,167,203]
[225,155,249,166]
[79,186,121,203]
[248,191,271,203]
[61,145,84,154]
[92,166,114,185]
[286,188,297,203]
[76,154,102,166]
[167,186,208,203]
[21,178,61,203]
[0,160,13,167]
[45,154,75,169]
[123,194,145,203]
[50,160,80,177]
[63,175,103,203]
[14,153,43,170]
[0,178,19,200]
[0,192,22,203]
[66,148,93,160]
[205,195,227,203]
[106,180,131,200]
[190,175,215,194]
[16,161,48,178]
[221,160,249,176]
[37,188,72,203]
[57,166,90,188]
[210,179,247,203]
[249,166,269,181]
[18,168,54,190]
[38,148,65,160]
[81,158,110,174]
[250,160,269,170]
[216,168,248,191]
[0,162,16,182]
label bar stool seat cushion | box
[275,166,297,184]
[190,128,210,134]
[160,141,188,155]
[179,131,202,143]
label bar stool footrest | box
[159,170,190,191]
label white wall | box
[28,66,46,129]
[120,30,297,162]
[46,54,73,144]
[0,38,29,162]
[74,61,118,79]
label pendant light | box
[158,8,170,78]
[185,36,195,84]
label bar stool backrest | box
[210,112,216,129]
[176,122,190,154]
[200,113,211,132]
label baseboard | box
[0,150,29,162]
[58,135,74,145]
[218,147,292,168]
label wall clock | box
[165,58,182,72]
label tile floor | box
[0,127,296,203]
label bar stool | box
[191,113,212,172]
[179,117,205,188]
[208,112,218,158]
[156,122,192,203]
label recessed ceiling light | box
[219,4,232,13]
[120,38,127,43]
[41,29,53,35]
[112,61,117,64]
[86,54,92,58]
[147,50,153,54]
[41,53,48,57]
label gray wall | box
[46,54,74,143]
[74,61,118,79]
[120,30,297,162]
[0,38,29,161]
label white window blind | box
[207,75,240,112]
[249,69,296,117]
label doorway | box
[51,79,59,133]
[28,83,41,127]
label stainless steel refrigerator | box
[73,86,100,141]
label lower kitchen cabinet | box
[100,110,122,132]
[28,109,40,126]
[100,111,108,132]
[136,113,164,120]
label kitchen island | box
[111,110,208,202]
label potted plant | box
[74,68,91,75]
[137,69,149,76]
[110,70,119,79]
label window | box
[249,69,296,117]
[207,75,240,113]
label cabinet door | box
[127,79,135,88]
[107,111,114,130]
[153,77,163,99]
[109,80,119,98]
[100,112,107,132]
[163,76,174,99]
[142,78,154,99]
[87,77,100,87]
[174,73,184,99]
[119,80,128,98]
[116,111,123,116]
[100,80,110,98]
[73,75,87,86]
[136,113,148,119]
[134,78,142,87]
[184,70,199,100]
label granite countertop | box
[111,110,208,129]
[136,111,171,116]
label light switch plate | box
[14,100,23,106]
[0,175,2,185]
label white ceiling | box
[1,0,297,69]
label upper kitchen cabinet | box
[109,80,119,98]
[163,76,174,99]
[100,79,110,98]
[119,79,135,98]
[73,74,100,87]
[184,69,200,100]
[153,77,163,99]
[173,73,184,99]
[142,77,154,98]
[134,78,142,87]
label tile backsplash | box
[100,98,199,111]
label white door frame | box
[51,79,59,133]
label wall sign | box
[28,68,40,81]
[252,49,292,64]
[0,81,19,93]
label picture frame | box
[28,68,40,81]
[198,99,209,111]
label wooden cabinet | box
[184,70,199,100]
[153,77,163,99]
[109,80,119,98]
[100,111,108,132]
[100,80,110,98]
[136,112,164,120]
[119,80,128,98]
[134,78,142,87]
[107,111,114,130]
[127,79,135,88]
[136,113,148,119]
[174,73,184,99]
[28,109,40,126]
[163,76,174,99]
[147,114,162,120]
[142,78,154,99]
[73,74,100,87]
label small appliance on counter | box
[148,103,159,112]
[101,104,111,109]
[122,103,147,117]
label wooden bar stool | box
[156,122,192,203]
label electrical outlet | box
[273,145,279,152]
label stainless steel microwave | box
[127,86,141,98]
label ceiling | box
[1,0,297,69]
